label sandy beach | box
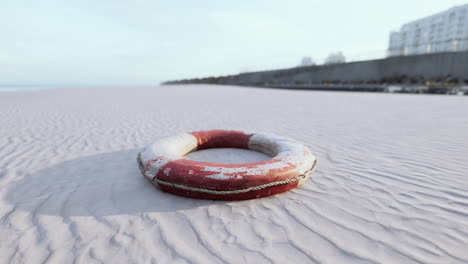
[1,85,468,263]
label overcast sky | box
[1,0,467,85]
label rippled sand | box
[1,85,467,263]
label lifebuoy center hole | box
[184,148,271,164]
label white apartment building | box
[388,4,468,56]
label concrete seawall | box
[166,51,468,87]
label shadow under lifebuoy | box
[6,149,226,217]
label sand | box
[1,85,468,263]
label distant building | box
[388,4,468,57]
[299,57,315,67]
[324,52,346,64]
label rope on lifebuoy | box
[137,152,317,195]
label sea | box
[0,85,53,92]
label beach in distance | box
[1,85,468,263]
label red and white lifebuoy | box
[137,130,317,200]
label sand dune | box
[1,85,468,263]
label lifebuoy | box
[137,130,317,200]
